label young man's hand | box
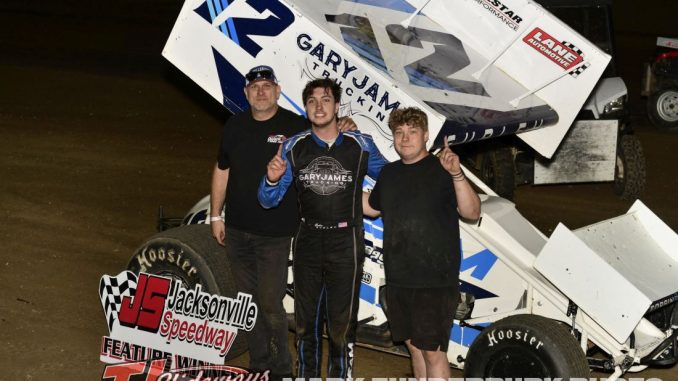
[439,136,462,176]
[266,144,287,183]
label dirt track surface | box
[1,3,677,380]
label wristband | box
[266,178,280,186]
[210,216,224,222]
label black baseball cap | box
[245,65,278,86]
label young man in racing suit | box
[258,78,387,379]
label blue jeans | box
[225,228,292,375]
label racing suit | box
[258,130,386,379]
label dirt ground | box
[1,3,677,380]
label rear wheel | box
[479,143,515,200]
[613,134,646,200]
[128,224,248,360]
[464,314,589,380]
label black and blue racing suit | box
[258,130,386,379]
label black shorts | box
[386,285,459,352]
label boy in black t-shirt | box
[364,107,481,379]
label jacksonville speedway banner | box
[99,271,256,370]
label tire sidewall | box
[464,315,588,379]
[480,144,515,200]
[128,235,220,294]
[466,326,560,375]
[126,225,247,360]
[613,134,646,200]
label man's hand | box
[439,136,462,176]
[211,220,226,246]
[266,144,287,183]
[337,116,357,132]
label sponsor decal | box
[486,328,544,349]
[648,291,678,313]
[298,156,353,195]
[523,28,584,70]
[364,244,383,264]
[133,246,198,277]
[99,271,257,364]
[267,134,286,144]
[361,271,372,284]
[472,0,523,31]
[297,33,401,125]
[101,358,268,381]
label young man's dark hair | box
[301,78,342,105]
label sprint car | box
[128,0,678,379]
[130,174,678,379]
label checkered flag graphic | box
[99,271,138,332]
[561,41,583,56]
[568,62,591,78]
[559,40,590,78]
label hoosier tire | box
[128,224,248,360]
[463,314,589,380]
[613,134,646,200]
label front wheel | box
[464,315,589,380]
[647,87,678,128]
[128,224,248,360]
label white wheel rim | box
[657,90,678,122]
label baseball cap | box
[245,65,278,86]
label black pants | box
[225,228,292,375]
[292,224,364,379]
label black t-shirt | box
[217,107,307,236]
[368,154,461,288]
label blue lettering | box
[378,91,400,111]
[309,42,325,62]
[325,50,342,73]
[297,33,312,51]
[364,83,379,102]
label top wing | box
[162,0,609,159]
